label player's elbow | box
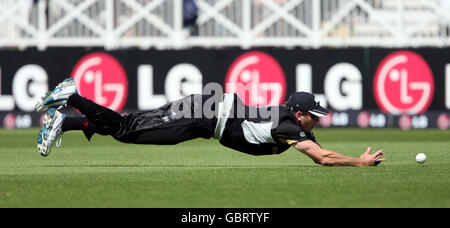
[315,156,333,166]
[311,151,337,166]
[296,141,334,166]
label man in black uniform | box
[36,78,385,166]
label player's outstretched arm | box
[293,140,385,166]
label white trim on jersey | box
[214,94,234,139]
[241,120,275,144]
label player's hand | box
[360,147,386,166]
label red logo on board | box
[3,113,16,129]
[437,113,449,130]
[71,53,128,112]
[398,115,412,130]
[373,51,434,115]
[357,111,370,128]
[225,51,286,106]
[319,112,333,128]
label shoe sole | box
[35,79,75,113]
[37,127,48,156]
[38,109,64,157]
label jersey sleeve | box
[273,121,309,145]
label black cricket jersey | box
[114,93,317,155]
[215,94,318,155]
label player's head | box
[286,92,329,131]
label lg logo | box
[225,51,287,106]
[72,52,129,112]
[373,51,434,115]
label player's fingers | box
[374,150,384,159]
[374,158,386,166]
[364,147,372,155]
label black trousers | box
[67,94,217,145]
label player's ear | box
[295,111,303,121]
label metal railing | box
[1,0,449,50]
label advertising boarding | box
[0,48,449,129]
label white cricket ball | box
[415,153,427,164]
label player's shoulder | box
[272,107,316,142]
[273,118,306,140]
[277,106,296,120]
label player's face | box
[296,111,319,132]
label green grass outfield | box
[0,128,449,208]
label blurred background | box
[0,0,449,130]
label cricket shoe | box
[37,108,65,157]
[35,78,78,113]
